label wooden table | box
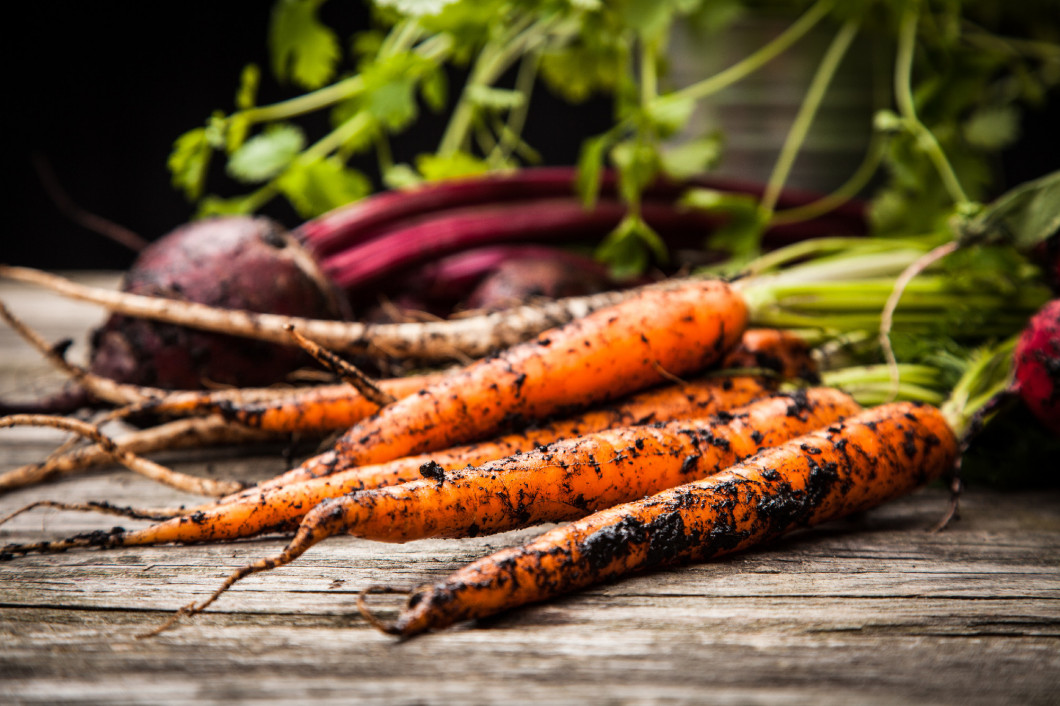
[1,274,1058,705]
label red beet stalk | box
[297,167,867,262]
[318,197,728,294]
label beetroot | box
[1012,299,1060,435]
[90,216,349,389]
[463,252,617,311]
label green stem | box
[940,337,1018,438]
[667,0,834,105]
[236,29,451,127]
[741,236,931,276]
[490,50,541,164]
[769,132,885,226]
[301,112,375,161]
[640,38,658,106]
[894,2,970,205]
[437,14,557,156]
[762,17,861,216]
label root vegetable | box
[89,216,349,390]
[1013,299,1060,433]
[375,401,958,636]
[250,278,748,490]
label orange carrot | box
[255,279,749,490]
[125,389,860,628]
[210,372,446,433]
[371,401,958,636]
[2,377,777,556]
[720,328,818,382]
[216,375,772,506]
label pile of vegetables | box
[1,0,1059,637]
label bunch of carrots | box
[0,200,1055,637]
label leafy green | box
[171,0,1059,284]
[955,170,1060,251]
[277,156,372,218]
[227,124,306,183]
[168,127,212,201]
[269,0,341,89]
[595,214,668,278]
[415,151,490,181]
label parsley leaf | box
[168,127,212,201]
[269,0,341,90]
[227,124,306,183]
[277,157,372,218]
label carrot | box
[209,371,445,433]
[129,389,860,631]
[370,401,957,636]
[217,327,807,435]
[252,279,749,490]
[2,376,777,555]
[719,329,818,382]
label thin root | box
[0,414,244,497]
[357,585,410,635]
[137,521,329,638]
[284,325,396,408]
[878,241,958,402]
[929,470,963,534]
[0,500,181,527]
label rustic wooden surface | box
[1,274,1058,706]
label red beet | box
[1013,299,1060,434]
[90,216,349,389]
[463,252,617,311]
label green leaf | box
[415,151,490,181]
[646,94,696,137]
[382,163,424,189]
[538,17,626,104]
[235,64,261,111]
[610,139,659,207]
[659,134,721,180]
[226,124,306,183]
[963,105,1020,151]
[419,65,448,112]
[595,214,668,278]
[269,0,341,89]
[957,170,1060,251]
[168,127,213,201]
[277,157,372,218]
[365,73,419,131]
[679,188,767,264]
[225,114,252,154]
[374,0,460,17]
[197,193,262,217]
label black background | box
[6,2,1058,270]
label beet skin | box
[90,216,348,389]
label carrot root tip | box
[357,585,410,636]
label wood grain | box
[1,273,1058,706]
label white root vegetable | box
[0,265,638,360]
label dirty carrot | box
[137,388,860,630]
[372,401,958,636]
[719,328,818,382]
[2,376,777,555]
[3,294,448,427]
[253,278,749,490]
[213,372,447,433]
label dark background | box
[6,2,1059,271]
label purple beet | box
[89,216,349,389]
